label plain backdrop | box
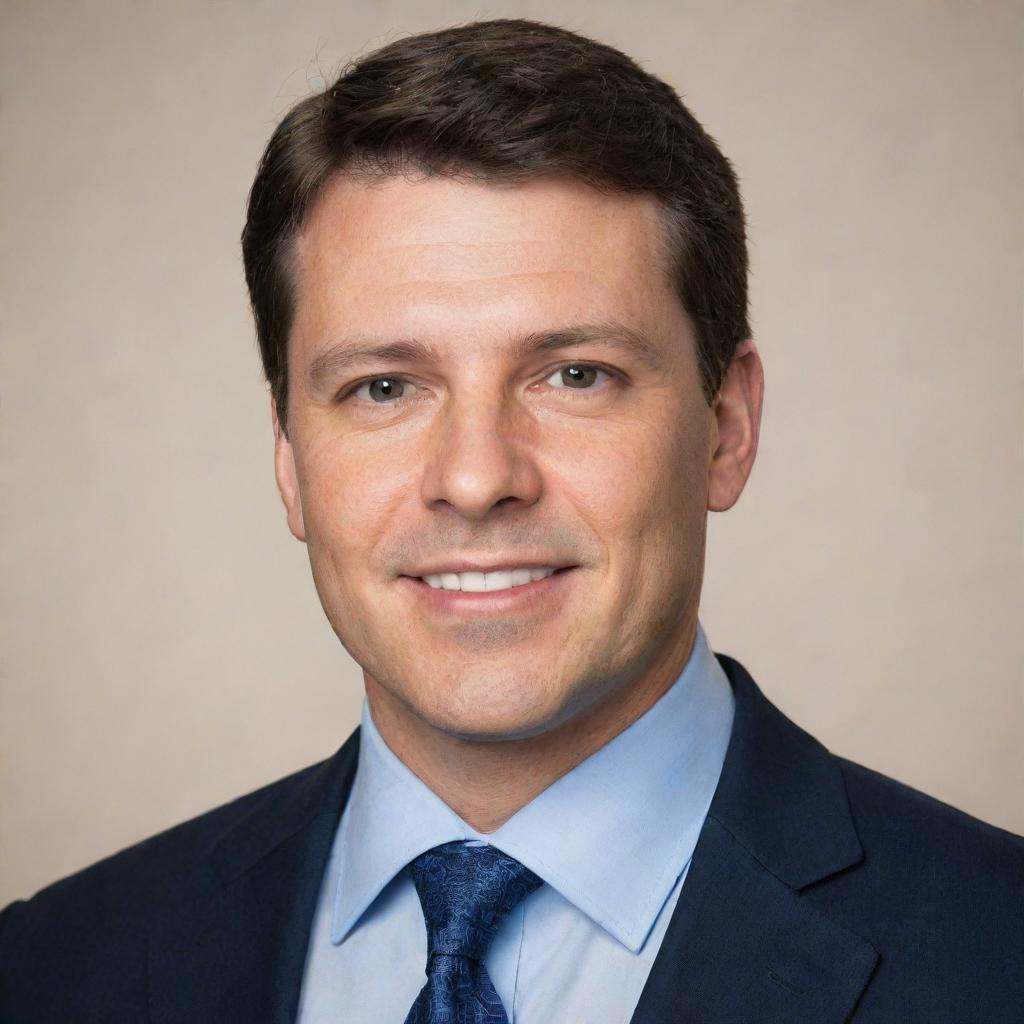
[2,0,1021,906]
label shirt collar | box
[331,622,734,953]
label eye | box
[543,365,610,390]
[351,377,418,403]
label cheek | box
[297,434,408,569]
[556,411,709,556]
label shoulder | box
[840,754,1024,861]
[834,754,1024,908]
[812,757,1024,1015]
[0,755,334,1010]
[5,756,331,922]
[714,654,1023,1015]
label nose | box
[420,392,542,520]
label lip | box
[398,566,578,615]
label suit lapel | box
[630,817,877,1023]
[147,731,361,1024]
[631,656,878,1023]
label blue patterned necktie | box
[404,840,543,1024]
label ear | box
[272,398,306,542]
[707,339,765,512]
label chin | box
[415,673,573,744]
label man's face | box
[276,174,751,741]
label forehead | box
[289,173,678,353]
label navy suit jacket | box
[2,655,1022,1022]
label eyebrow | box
[304,320,665,392]
[306,338,435,391]
[512,323,665,369]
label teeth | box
[421,567,558,592]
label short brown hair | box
[242,19,749,428]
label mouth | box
[399,565,578,613]
[416,566,567,593]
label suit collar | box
[206,732,362,887]
[707,654,864,890]
[632,655,877,1023]
[148,731,362,1024]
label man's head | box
[242,20,763,743]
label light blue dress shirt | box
[296,623,735,1023]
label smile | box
[419,567,557,593]
[401,566,577,615]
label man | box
[1,18,1020,1022]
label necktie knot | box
[409,841,542,962]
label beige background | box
[2,0,1021,906]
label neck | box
[364,619,698,833]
